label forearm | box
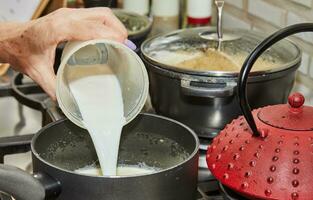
[0,22,29,63]
[0,8,128,100]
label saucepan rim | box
[31,113,200,179]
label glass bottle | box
[123,0,150,15]
[186,0,212,27]
[150,0,180,36]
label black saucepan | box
[0,113,199,200]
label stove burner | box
[11,73,48,110]
[0,83,11,98]
[199,138,211,151]
[0,69,223,200]
[10,72,64,126]
[0,133,222,200]
[219,182,249,200]
[0,192,13,200]
[0,134,33,163]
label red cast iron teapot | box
[206,23,313,200]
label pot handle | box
[181,80,236,98]
[238,23,313,136]
[0,164,61,200]
[0,164,44,200]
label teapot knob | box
[288,93,305,108]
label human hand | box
[0,8,128,100]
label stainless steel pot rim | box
[31,113,199,179]
[141,27,302,78]
[144,55,299,83]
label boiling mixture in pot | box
[75,163,159,176]
[151,48,283,72]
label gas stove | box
[0,72,226,200]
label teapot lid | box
[258,93,313,131]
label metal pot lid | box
[113,9,152,37]
[258,93,313,131]
[141,27,300,76]
[206,95,313,200]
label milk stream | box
[69,64,125,176]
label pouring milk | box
[69,64,158,176]
[69,64,124,176]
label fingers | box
[57,8,128,43]
[65,21,127,43]
[69,8,127,38]
[91,8,128,38]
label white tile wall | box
[224,0,244,9]
[222,0,313,104]
[299,52,310,73]
[286,10,308,24]
[251,23,276,33]
[286,11,313,44]
[291,0,312,8]
[308,56,313,78]
[248,0,287,27]
[222,12,252,29]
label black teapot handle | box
[238,23,313,137]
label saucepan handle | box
[0,164,61,200]
[238,23,313,136]
[0,164,44,200]
[181,79,236,98]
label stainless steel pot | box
[141,27,301,138]
[0,113,199,200]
